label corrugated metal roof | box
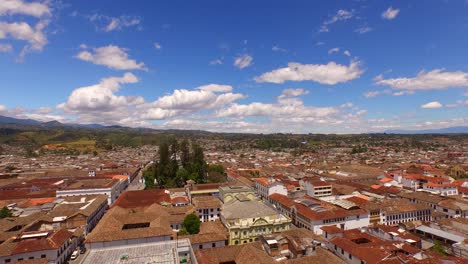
[416,225,465,243]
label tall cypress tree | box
[180,139,190,168]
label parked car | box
[70,250,79,260]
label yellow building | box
[220,195,291,245]
[219,185,255,203]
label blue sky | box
[0,0,467,133]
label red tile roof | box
[10,229,73,255]
[320,225,343,234]
[112,189,171,208]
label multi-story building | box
[192,196,221,222]
[269,194,369,235]
[302,179,332,198]
[0,229,78,264]
[220,195,291,245]
[400,173,451,191]
[363,198,432,226]
[398,191,468,218]
[423,182,459,196]
[55,177,126,205]
[254,177,287,201]
[23,194,109,235]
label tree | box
[176,168,190,186]
[0,207,12,219]
[207,164,225,183]
[159,142,170,167]
[169,138,179,180]
[432,240,447,256]
[191,143,207,182]
[180,139,190,168]
[157,142,171,187]
[143,164,157,189]
[183,213,200,234]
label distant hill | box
[0,115,41,125]
[41,120,64,127]
[0,115,108,129]
[385,126,468,134]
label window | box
[41,255,46,259]
[5,259,11,263]
[235,240,239,245]
[212,243,216,248]
[341,249,344,254]
[199,245,203,249]
[349,253,352,259]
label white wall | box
[327,242,363,264]
[310,213,369,235]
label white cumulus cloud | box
[0,0,51,60]
[421,101,442,109]
[0,0,50,18]
[58,72,143,113]
[75,45,147,70]
[197,84,233,93]
[254,60,363,85]
[375,69,468,90]
[277,88,309,99]
[141,85,245,120]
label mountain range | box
[0,115,467,134]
